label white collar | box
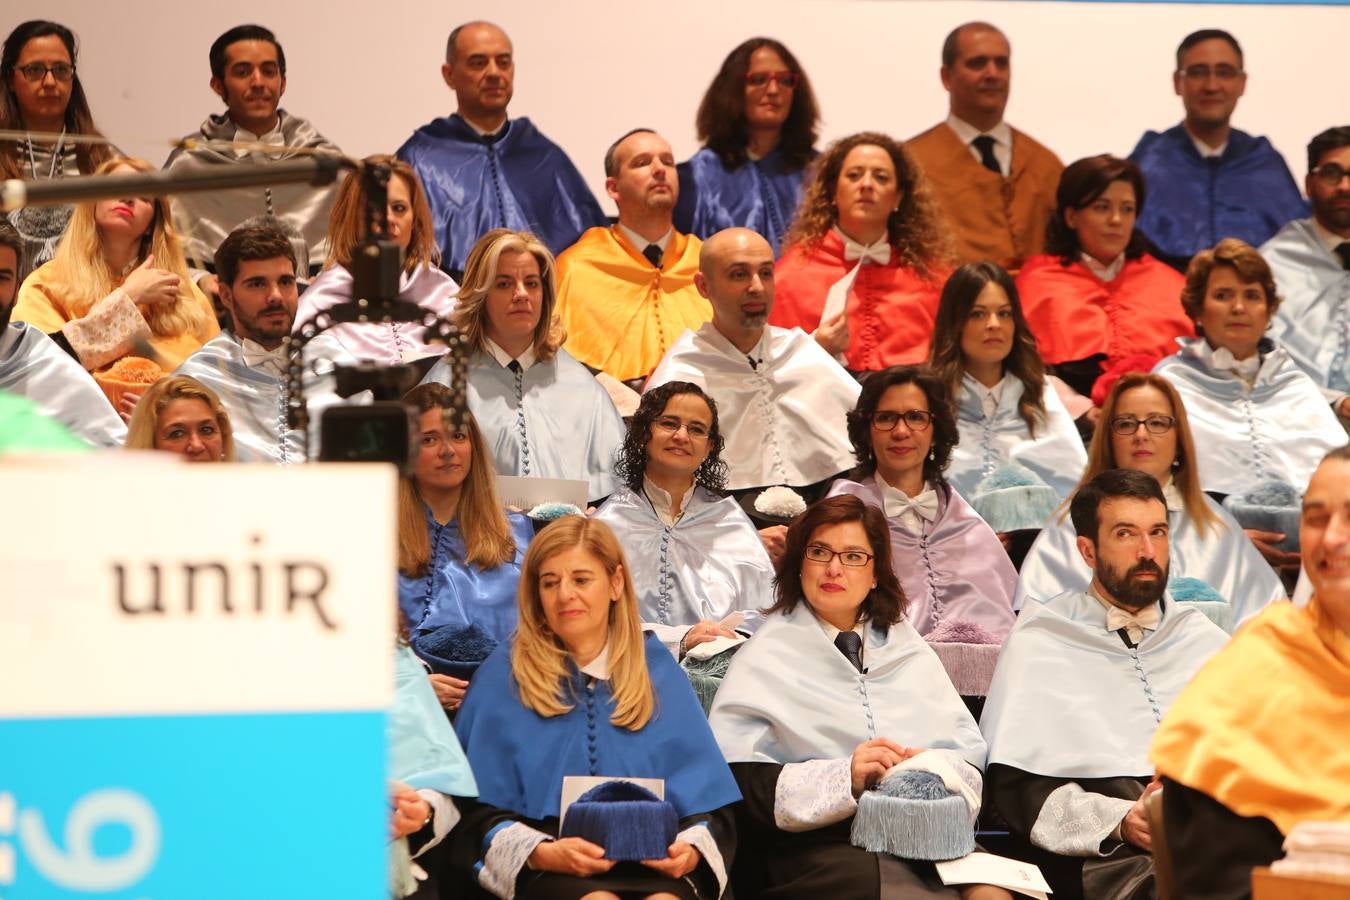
[1310,218,1350,257]
[963,372,1009,418]
[1080,252,1126,283]
[578,641,611,680]
[945,113,1012,150]
[815,616,868,663]
[1186,128,1226,159]
[643,475,696,526]
[1193,337,1262,385]
[618,223,672,255]
[1162,480,1184,513]
[484,336,536,372]
[462,116,508,140]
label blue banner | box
[2,711,386,898]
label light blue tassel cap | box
[1168,576,1232,633]
[970,463,1060,533]
[850,770,975,861]
[1222,480,1301,553]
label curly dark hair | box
[1044,155,1149,265]
[784,131,954,278]
[846,365,958,485]
[614,381,729,494]
[929,261,1048,437]
[695,37,819,171]
[764,494,907,626]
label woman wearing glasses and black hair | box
[708,493,1006,899]
[594,381,774,660]
[1,20,117,271]
[828,365,1017,639]
[674,38,820,256]
[1016,372,1287,623]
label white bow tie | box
[1106,603,1161,643]
[1209,345,1261,380]
[842,236,891,267]
[883,487,939,523]
[235,128,286,159]
[241,339,290,374]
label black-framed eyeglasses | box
[804,544,874,567]
[871,409,933,432]
[16,63,76,83]
[1311,163,1350,187]
[653,416,710,440]
[1177,64,1242,82]
[1110,414,1176,436]
[743,70,799,89]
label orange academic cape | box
[554,226,711,382]
[1151,599,1350,835]
[769,230,943,373]
[1016,253,1193,366]
[906,123,1062,272]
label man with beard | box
[398,21,604,278]
[1263,126,1350,424]
[164,25,342,287]
[646,228,858,523]
[906,22,1063,272]
[0,219,125,446]
[555,129,712,388]
[980,468,1228,900]
[173,222,355,463]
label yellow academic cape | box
[555,226,711,382]
[1150,599,1350,834]
[13,260,220,403]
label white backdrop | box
[24,1,1346,214]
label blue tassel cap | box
[560,780,679,861]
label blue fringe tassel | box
[851,770,975,861]
[560,781,678,861]
[1222,480,1302,552]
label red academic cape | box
[1016,253,1193,365]
[770,231,943,372]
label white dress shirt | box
[946,114,1013,176]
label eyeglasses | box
[16,63,76,83]
[1178,64,1242,82]
[1311,163,1350,187]
[744,70,799,89]
[804,544,874,567]
[1110,415,1176,435]
[871,409,933,432]
[653,416,710,440]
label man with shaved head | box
[647,227,860,516]
[398,20,604,278]
[555,128,710,388]
[907,21,1062,271]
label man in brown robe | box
[907,22,1062,272]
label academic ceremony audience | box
[6,11,1347,900]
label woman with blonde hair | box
[123,374,234,462]
[397,382,531,713]
[769,131,953,373]
[423,228,625,504]
[294,154,459,365]
[11,155,218,410]
[1016,372,1287,623]
[450,515,740,900]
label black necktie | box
[971,135,1001,175]
[643,243,663,268]
[834,630,863,673]
[1335,242,1350,271]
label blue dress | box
[674,146,815,256]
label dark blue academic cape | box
[454,632,741,821]
[674,146,815,256]
[397,114,606,274]
[1128,124,1308,261]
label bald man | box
[398,20,604,277]
[907,21,1062,271]
[647,228,860,504]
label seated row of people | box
[3,19,1317,284]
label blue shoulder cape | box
[397,114,605,274]
[1128,124,1307,260]
[673,146,815,256]
[453,632,741,821]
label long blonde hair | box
[324,155,439,274]
[397,383,515,575]
[47,156,210,338]
[454,228,565,362]
[1077,372,1219,537]
[124,375,236,460]
[511,517,655,730]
